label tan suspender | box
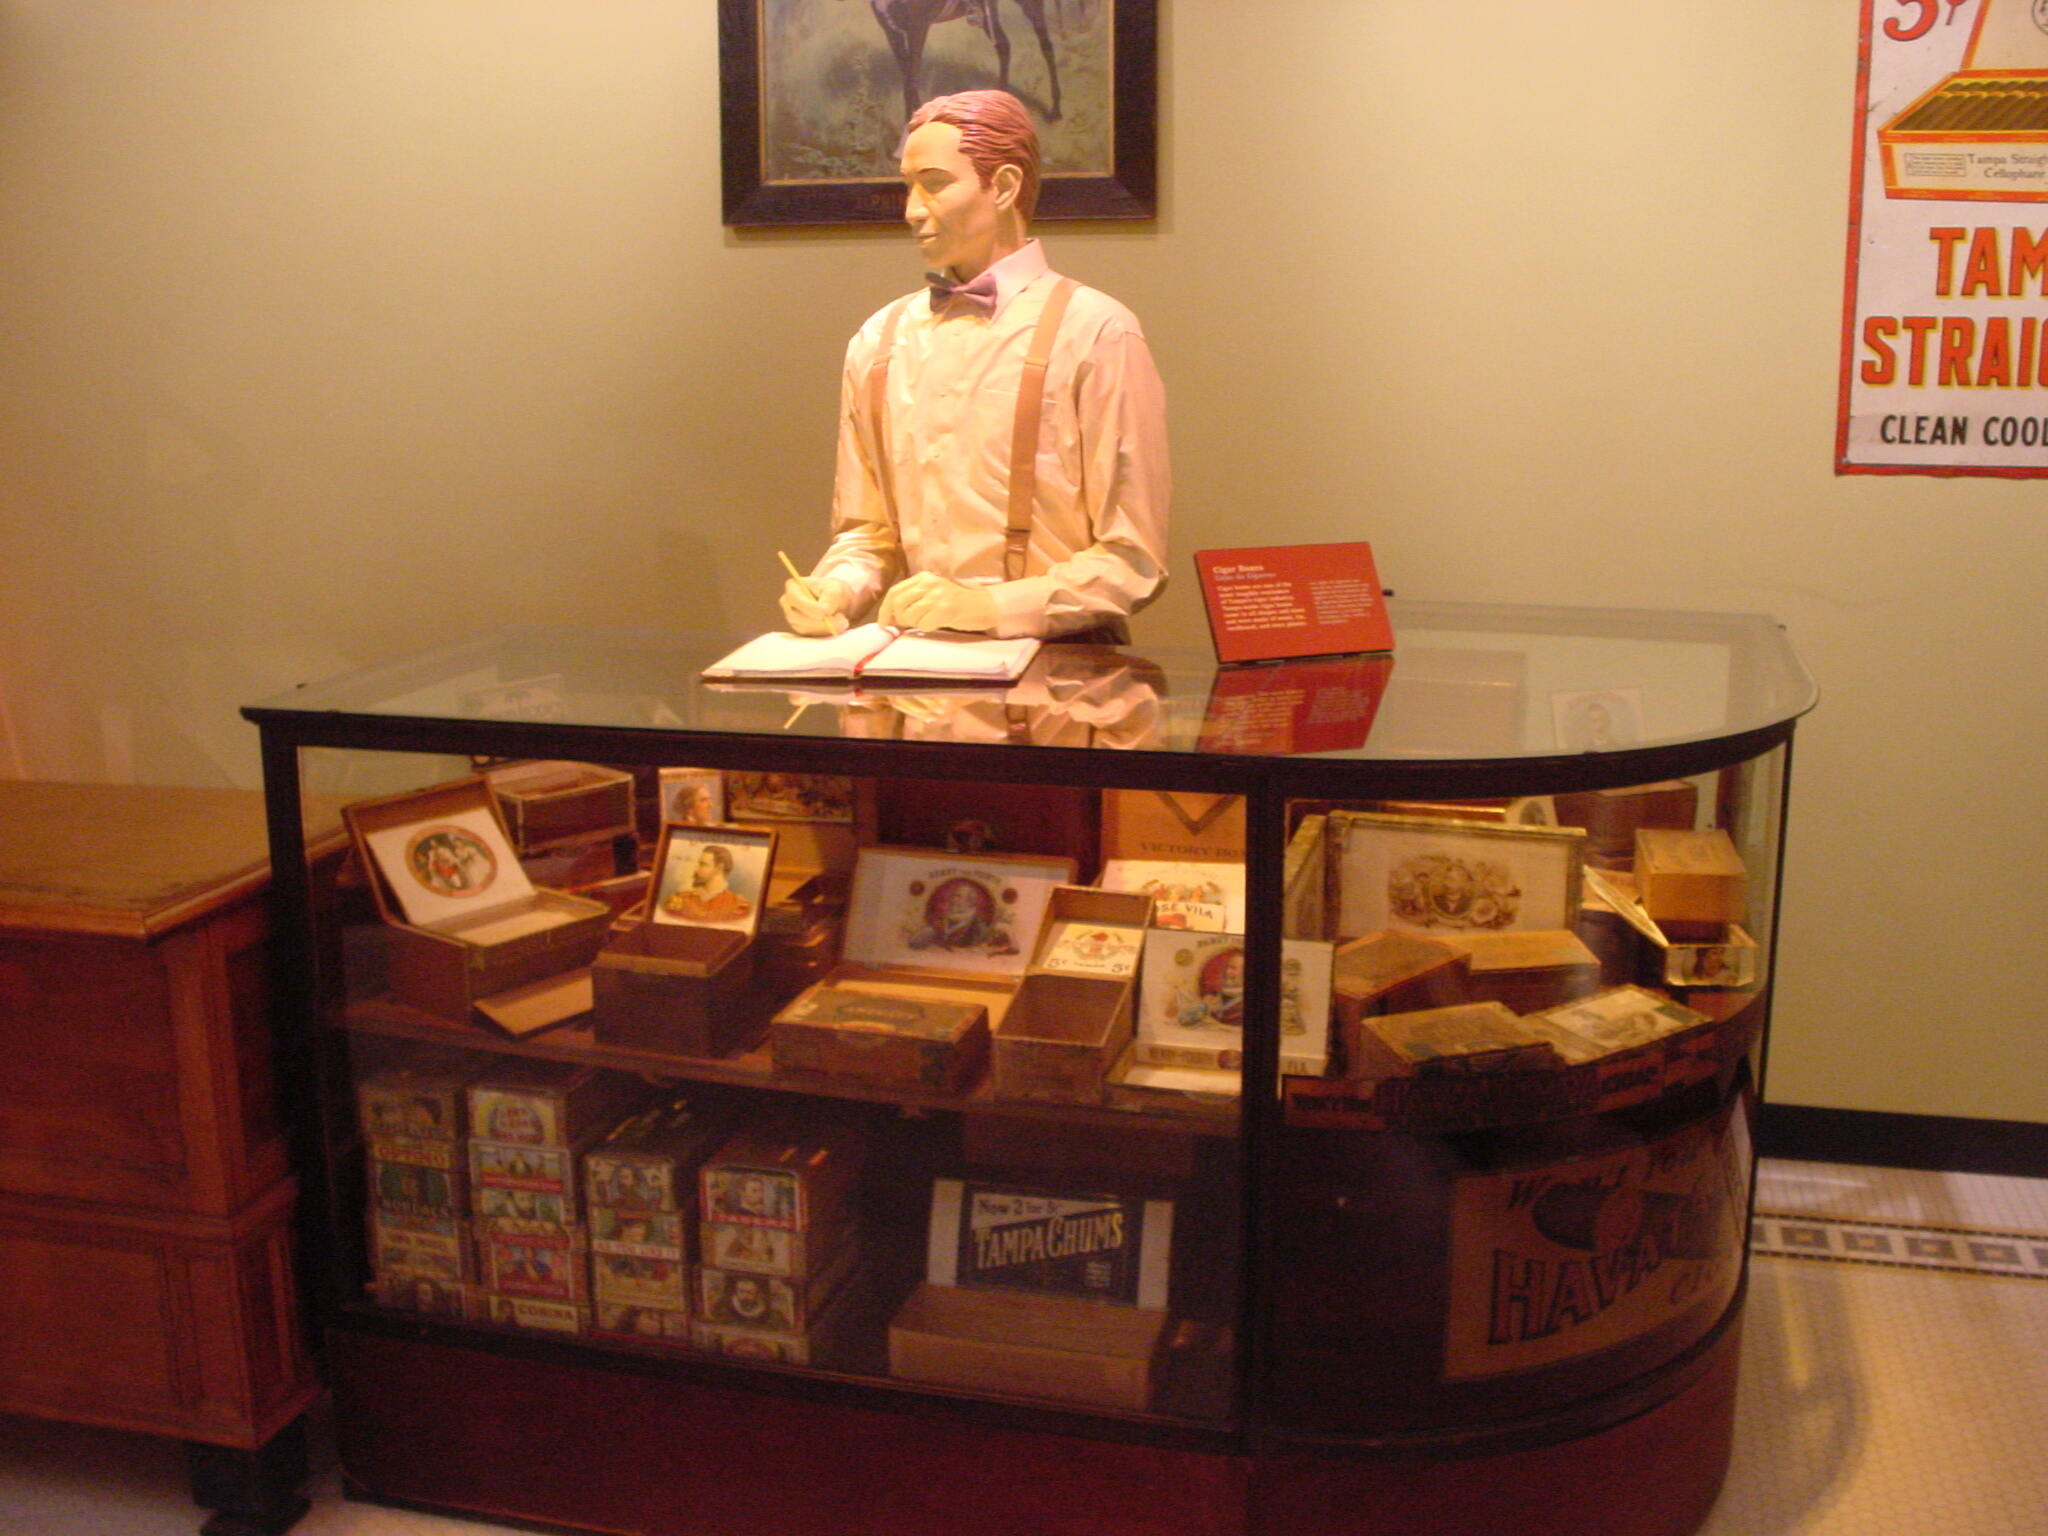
[863,277,1079,584]
[1004,277,1077,581]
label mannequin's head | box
[901,90,1039,279]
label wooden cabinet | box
[0,781,330,1534]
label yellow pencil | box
[776,550,815,599]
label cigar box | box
[873,778,1100,880]
[590,1208,690,1310]
[373,1275,468,1318]
[724,775,867,940]
[699,1116,869,1234]
[1131,931,1335,1079]
[590,1247,691,1311]
[472,1184,571,1226]
[1519,986,1711,1066]
[773,846,1077,1094]
[1436,929,1604,1014]
[342,776,612,1028]
[1346,1002,1565,1080]
[1551,782,1699,867]
[1634,828,1747,931]
[654,767,725,830]
[1325,810,1585,942]
[1097,858,1245,932]
[1879,0,2048,202]
[926,1178,1174,1308]
[590,822,776,1056]
[570,871,652,924]
[755,913,843,991]
[486,760,636,855]
[1283,813,1328,941]
[772,987,990,1092]
[699,1218,851,1279]
[368,1144,466,1219]
[1661,924,1759,989]
[689,1282,857,1366]
[888,1283,1167,1413]
[1330,930,1473,1031]
[593,1302,691,1346]
[1100,1046,1241,1123]
[584,1096,737,1215]
[468,1060,650,1149]
[468,1139,582,1216]
[369,1211,473,1284]
[474,1294,588,1336]
[1100,790,1246,864]
[697,1242,856,1332]
[992,886,1152,1105]
[477,1219,589,1303]
[356,1055,488,1141]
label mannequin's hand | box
[779,576,852,636]
[877,574,998,633]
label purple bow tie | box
[928,270,998,317]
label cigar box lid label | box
[1365,1003,1561,1074]
[926,1178,1173,1310]
[1444,1094,1751,1379]
[1530,986,1708,1057]
[780,986,985,1041]
[470,1141,574,1192]
[590,1209,685,1256]
[368,1134,461,1171]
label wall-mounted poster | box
[1840,0,2048,475]
[718,0,1157,225]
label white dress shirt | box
[811,240,1170,640]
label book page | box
[702,624,896,680]
[858,631,1040,682]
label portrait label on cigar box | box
[474,1186,570,1225]
[649,826,774,935]
[1098,858,1245,932]
[1329,812,1584,940]
[657,768,724,827]
[703,1165,802,1229]
[843,848,1072,976]
[361,805,531,931]
[371,1159,461,1218]
[371,1213,468,1282]
[927,1178,1174,1309]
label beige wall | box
[2,3,2043,1121]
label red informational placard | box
[1194,543,1394,664]
[1196,654,1395,757]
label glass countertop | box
[244,600,1815,765]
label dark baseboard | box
[1758,1103,2048,1179]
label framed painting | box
[719,0,1158,226]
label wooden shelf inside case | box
[337,990,1239,1137]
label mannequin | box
[780,89,1169,642]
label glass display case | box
[243,600,1813,1536]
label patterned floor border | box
[1751,1212,2048,1280]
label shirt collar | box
[932,240,1046,321]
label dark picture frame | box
[719,0,1158,227]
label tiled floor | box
[3,1158,2042,1536]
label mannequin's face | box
[900,120,1019,280]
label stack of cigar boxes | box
[466,1062,649,1335]
[692,1116,868,1364]
[586,1095,736,1345]
[359,1055,481,1317]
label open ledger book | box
[702,624,1041,687]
